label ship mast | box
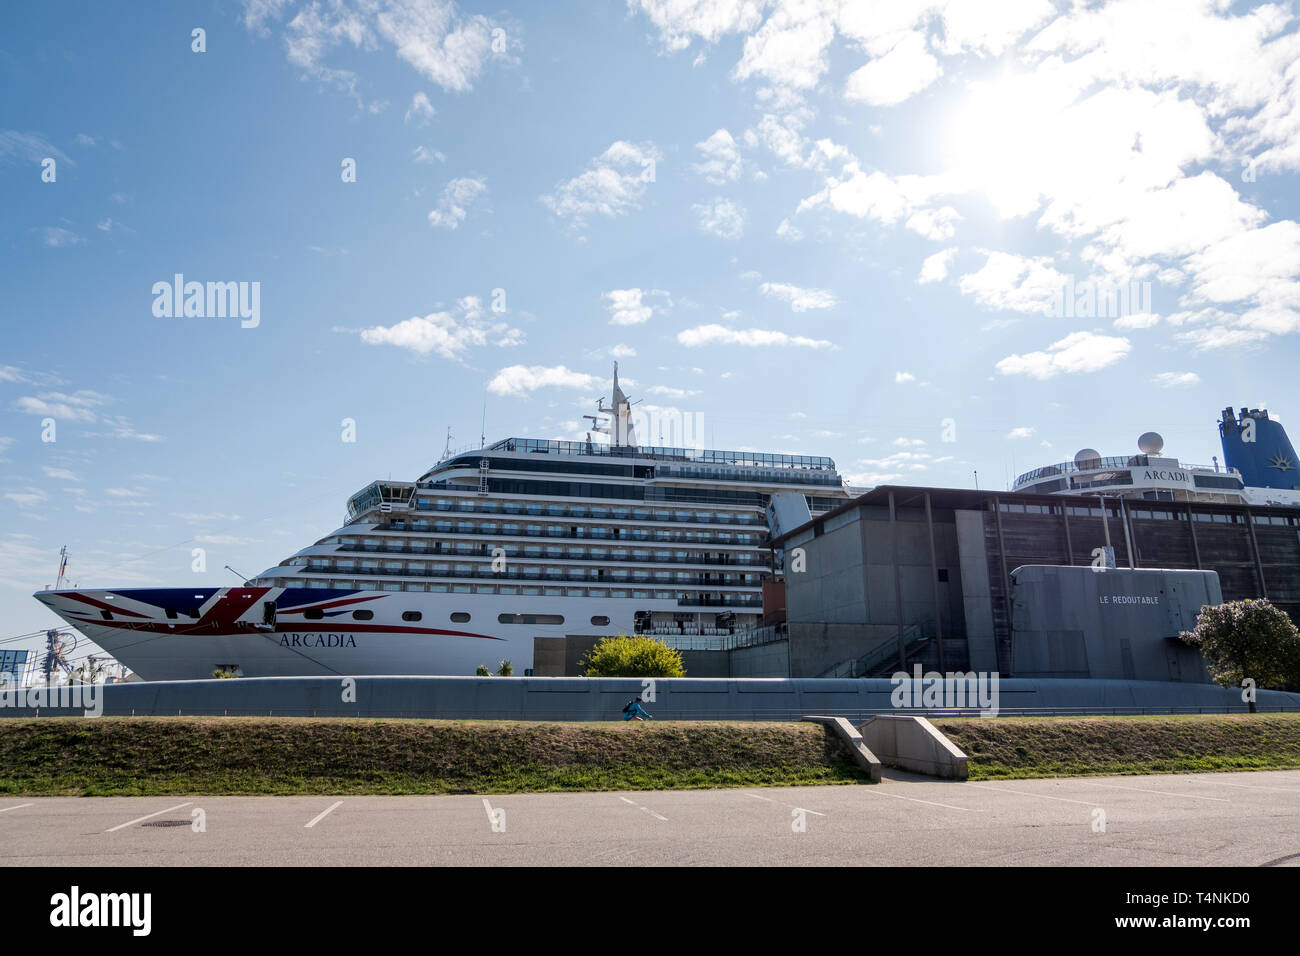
[584,363,639,447]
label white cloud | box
[603,288,671,326]
[14,390,107,422]
[758,281,836,312]
[844,31,941,107]
[40,227,83,248]
[919,247,956,284]
[412,145,446,163]
[694,197,745,239]
[894,372,915,384]
[630,0,766,51]
[487,365,603,396]
[1006,426,1035,439]
[540,141,661,229]
[259,0,505,103]
[677,324,834,349]
[693,128,742,183]
[611,344,637,358]
[359,296,523,359]
[427,176,487,229]
[405,91,436,124]
[41,466,79,481]
[959,251,1068,314]
[996,331,1132,380]
[646,385,700,399]
[1154,371,1201,388]
[0,130,72,167]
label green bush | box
[1181,599,1300,704]
[578,634,686,678]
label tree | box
[1181,599,1300,711]
[497,660,514,677]
[475,664,491,676]
[578,634,686,678]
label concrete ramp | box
[802,716,881,782]
[858,715,969,780]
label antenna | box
[55,546,68,589]
[442,426,454,460]
[480,388,487,450]
[224,565,249,583]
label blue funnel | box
[1220,407,1300,490]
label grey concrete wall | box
[1011,566,1219,682]
[858,715,968,779]
[680,650,730,678]
[955,509,998,671]
[6,676,1296,720]
[729,640,789,677]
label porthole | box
[450,612,471,623]
[591,615,610,626]
[304,609,325,620]
[402,611,423,622]
[352,609,374,621]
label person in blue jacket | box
[622,696,653,721]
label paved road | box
[2,769,1299,866]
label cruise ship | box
[1012,406,1300,507]
[34,369,850,680]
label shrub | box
[578,634,686,678]
[1181,599,1300,708]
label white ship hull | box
[33,585,743,681]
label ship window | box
[304,609,325,620]
[352,609,374,620]
[165,608,178,620]
[402,611,422,622]
[591,615,610,626]
[450,612,471,623]
[100,610,113,620]
[937,569,949,582]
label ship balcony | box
[298,563,764,589]
[333,542,772,568]
[367,523,765,547]
[408,498,766,526]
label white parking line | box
[967,784,1099,807]
[863,789,983,812]
[304,801,343,829]
[0,803,33,813]
[1081,781,1231,802]
[742,792,826,815]
[106,802,193,832]
[619,796,668,821]
[1209,781,1300,794]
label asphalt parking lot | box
[2,769,1298,866]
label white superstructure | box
[34,369,849,680]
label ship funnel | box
[1220,406,1300,490]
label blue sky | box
[2,0,1299,656]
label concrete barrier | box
[1,675,1298,721]
[802,716,881,782]
[858,715,969,780]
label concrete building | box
[769,485,1300,679]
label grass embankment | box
[0,718,871,796]
[932,713,1300,779]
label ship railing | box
[408,501,766,526]
[338,544,771,568]
[480,437,837,472]
[373,524,765,546]
[305,564,764,588]
[1012,456,1245,489]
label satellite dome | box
[1074,448,1102,469]
[1138,431,1164,455]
